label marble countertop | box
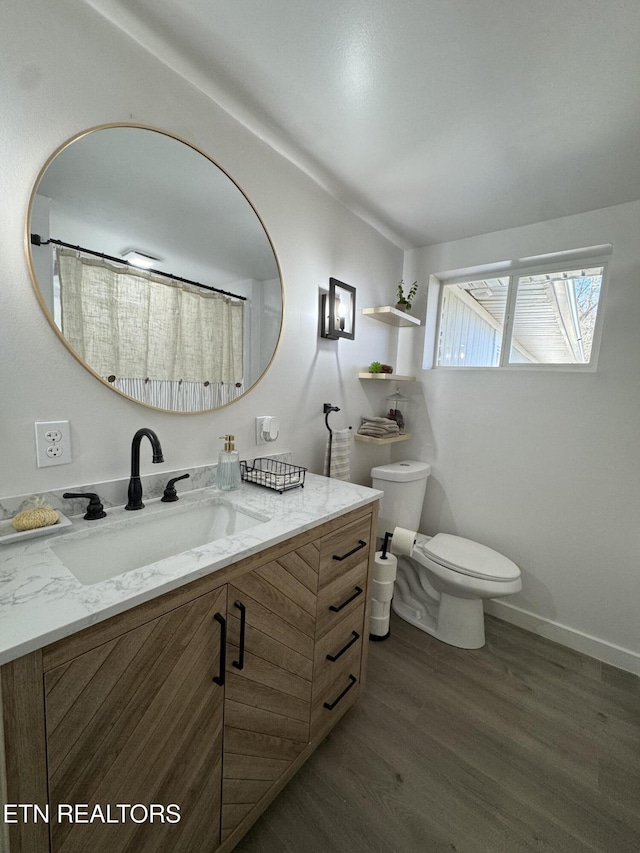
[0,474,381,666]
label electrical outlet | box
[35,420,71,467]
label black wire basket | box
[240,458,307,493]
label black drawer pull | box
[232,600,246,670]
[212,612,226,686]
[332,539,367,561]
[323,674,357,710]
[329,586,363,613]
[326,631,360,662]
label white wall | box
[399,201,640,672]
[0,0,403,498]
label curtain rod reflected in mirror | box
[30,234,248,300]
[26,124,283,413]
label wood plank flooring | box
[233,613,640,853]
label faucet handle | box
[161,473,190,502]
[62,492,107,520]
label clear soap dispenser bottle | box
[216,434,241,491]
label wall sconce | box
[321,278,356,340]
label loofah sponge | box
[12,507,60,532]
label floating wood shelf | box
[362,306,421,327]
[354,433,412,445]
[359,372,416,381]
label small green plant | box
[396,280,419,310]
[368,361,383,373]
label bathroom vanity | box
[0,475,379,853]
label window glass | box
[437,278,509,366]
[508,268,603,364]
[435,259,606,369]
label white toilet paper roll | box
[391,526,417,556]
[370,614,390,636]
[374,551,398,582]
[372,578,395,602]
[370,599,388,619]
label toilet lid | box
[419,533,520,581]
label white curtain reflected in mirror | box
[57,249,244,411]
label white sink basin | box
[51,497,267,585]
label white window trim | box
[423,249,612,372]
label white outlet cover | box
[35,420,71,467]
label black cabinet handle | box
[332,540,367,561]
[329,586,363,613]
[212,612,226,685]
[326,631,360,662]
[323,674,357,710]
[232,601,246,670]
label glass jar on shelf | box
[385,388,412,434]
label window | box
[435,258,607,368]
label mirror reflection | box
[28,125,283,413]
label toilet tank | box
[371,460,431,539]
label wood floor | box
[233,613,640,853]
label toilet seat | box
[418,533,520,582]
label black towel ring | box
[323,403,352,434]
[323,403,340,434]
[323,403,353,476]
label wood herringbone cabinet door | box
[45,585,227,853]
[222,552,318,841]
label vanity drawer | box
[313,602,365,693]
[316,560,367,638]
[312,667,360,733]
[318,516,371,589]
[311,608,365,735]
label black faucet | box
[125,428,164,510]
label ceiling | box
[85,0,640,249]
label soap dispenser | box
[216,434,241,491]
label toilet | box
[371,460,522,649]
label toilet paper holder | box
[369,527,416,643]
[379,530,393,559]
[378,526,416,559]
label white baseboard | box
[484,599,640,677]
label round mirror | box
[27,125,283,413]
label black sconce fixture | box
[321,278,356,340]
